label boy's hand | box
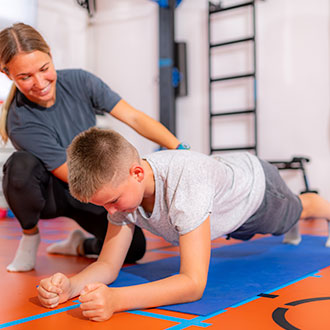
[79,283,115,321]
[37,273,71,308]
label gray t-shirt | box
[109,150,266,245]
[8,69,121,171]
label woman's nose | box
[33,74,47,89]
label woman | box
[0,23,182,272]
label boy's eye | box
[41,67,48,72]
[107,198,118,205]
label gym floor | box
[1,216,330,330]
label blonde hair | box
[0,83,16,143]
[67,127,140,202]
[0,23,51,143]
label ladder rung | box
[210,37,254,48]
[211,109,255,117]
[269,157,310,165]
[271,164,302,171]
[211,145,256,153]
[211,73,255,82]
[209,1,254,14]
[268,157,310,170]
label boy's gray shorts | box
[229,159,303,241]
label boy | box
[37,127,330,322]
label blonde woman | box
[0,23,182,272]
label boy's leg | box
[3,151,49,272]
[327,222,330,247]
[299,192,330,247]
[284,192,330,246]
[230,159,305,242]
[299,193,330,220]
[283,222,301,245]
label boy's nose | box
[107,206,118,215]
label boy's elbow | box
[186,279,207,302]
[194,283,206,301]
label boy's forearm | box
[107,220,211,314]
[110,273,205,313]
[69,261,119,298]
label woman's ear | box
[0,67,11,80]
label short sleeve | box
[82,70,121,113]
[10,124,66,171]
[167,156,215,235]
[108,212,133,226]
[169,183,214,235]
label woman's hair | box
[0,23,51,143]
[0,83,16,143]
[67,127,140,203]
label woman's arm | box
[110,99,180,149]
[51,162,68,182]
[78,217,211,321]
[51,99,180,182]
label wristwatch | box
[176,143,191,150]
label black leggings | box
[2,151,146,263]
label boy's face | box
[89,167,145,216]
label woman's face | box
[5,50,57,107]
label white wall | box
[175,0,209,152]
[257,0,330,197]
[0,0,38,207]
[89,0,159,156]
[0,0,37,100]
[32,0,330,199]
[174,0,328,200]
[176,0,330,199]
[37,0,89,70]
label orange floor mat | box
[0,217,329,329]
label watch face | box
[177,143,191,150]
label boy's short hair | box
[67,127,140,202]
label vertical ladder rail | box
[208,1,317,194]
[208,1,258,155]
[252,0,258,155]
[208,1,212,154]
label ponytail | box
[0,23,51,144]
[0,83,16,143]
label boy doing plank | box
[37,127,330,322]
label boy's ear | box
[130,164,144,182]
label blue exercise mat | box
[110,235,330,316]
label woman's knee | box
[3,151,47,191]
[125,226,146,263]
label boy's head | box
[67,127,140,204]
